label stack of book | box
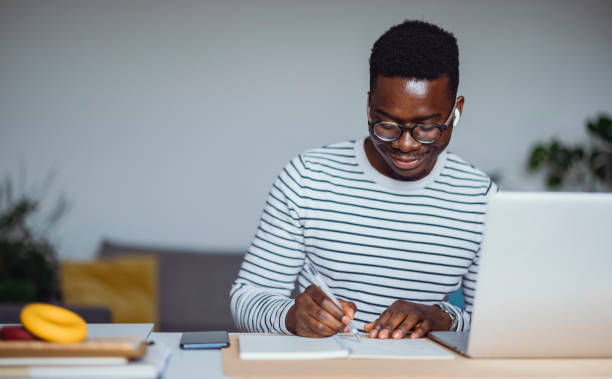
[0,336,170,378]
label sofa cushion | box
[60,255,158,324]
[98,240,244,332]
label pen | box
[303,258,361,343]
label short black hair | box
[369,20,459,100]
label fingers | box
[392,312,420,339]
[291,285,349,338]
[367,308,391,338]
[339,299,357,315]
[309,288,357,328]
[378,309,413,339]
[338,299,357,324]
[295,297,443,339]
[299,313,338,337]
[409,319,432,339]
[366,300,436,339]
[307,286,344,321]
[303,293,345,333]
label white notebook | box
[0,342,171,378]
[239,334,454,360]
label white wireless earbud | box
[453,109,461,127]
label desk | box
[148,332,612,379]
[6,324,610,379]
[148,332,226,379]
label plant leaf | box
[528,145,548,170]
[588,115,612,144]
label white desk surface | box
[148,332,226,379]
[88,323,154,340]
[84,324,216,379]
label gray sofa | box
[98,240,245,332]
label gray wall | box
[1,0,611,259]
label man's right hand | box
[285,285,357,337]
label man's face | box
[365,75,464,181]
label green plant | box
[528,115,612,191]
[0,178,67,302]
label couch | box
[97,240,245,332]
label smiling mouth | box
[389,154,425,170]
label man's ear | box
[456,95,465,117]
[452,95,465,128]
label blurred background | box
[1,0,610,331]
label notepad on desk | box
[238,334,454,360]
[0,343,171,378]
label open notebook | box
[239,334,454,360]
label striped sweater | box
[230,137,497,334]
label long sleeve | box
[230,158,307,333]
[436,180,498,331]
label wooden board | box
[0,337,146,359]
[222,334,612,378]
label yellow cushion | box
[60,255,158,325]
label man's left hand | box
[364,300,452,339]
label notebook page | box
[239,335,349,360]
[337,335,454,360]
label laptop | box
[429,192,612,358]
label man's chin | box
[390,169,426,181]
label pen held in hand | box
[304,259,361,343]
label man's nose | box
[391,130,421,152]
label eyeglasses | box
[368,104,456,144]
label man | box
[230,20,496,339]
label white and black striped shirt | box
[230,138,497,334]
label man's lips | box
[389,154,426,170]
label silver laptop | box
[429,192,612,358]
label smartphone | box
[180,331,230,350]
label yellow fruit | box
[20,303,87,343]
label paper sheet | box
[239,334,453,360]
